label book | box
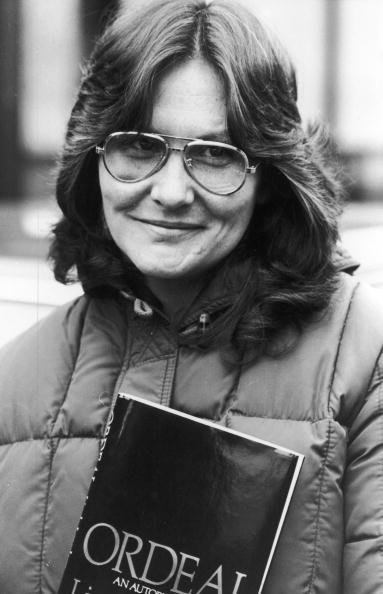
[58,394,304,594]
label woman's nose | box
[150,151,195,209]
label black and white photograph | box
[0,1,383,593]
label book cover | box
[58,394,304,594]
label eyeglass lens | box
[103,132,247,194]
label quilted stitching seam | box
[376,355,383,585]
[327,282,358,416]
[37,437,57,593]
[0,435,100,448]
[49,298,91,435]
[160,353,177,407]
[306,419,333,593]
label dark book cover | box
[58,394,304,594]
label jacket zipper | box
[198,313,210,333]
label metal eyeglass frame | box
[95,131,259,196]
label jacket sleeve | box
[343,347,383,593]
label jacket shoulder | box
[234,273,383,423]
[0,296,92,443]
[340,277,383,592]
[332,273,383,424]
[347,274,383,328]
[0,293,129,443]
[0,295,91,376]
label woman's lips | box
[129,216,203,230]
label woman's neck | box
[145,276,205,322]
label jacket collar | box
[120,244,359,332]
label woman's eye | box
[207,147,226,158]
[200,146,232,165]
[137,138,156,151]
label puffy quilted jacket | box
[1,273,383,593]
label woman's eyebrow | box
[198,132,231,142]
[147,128,231,143]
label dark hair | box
[50,0,343,358]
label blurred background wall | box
[0,0,382,257]
[243,0,383,202]
[0,0,116,202]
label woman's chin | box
[128,252,211,283]
[135,260,213,285]
[141,266,200,282]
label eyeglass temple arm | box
[95,146,104,154]
[246,164,259,174]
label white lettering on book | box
[171,552,200,594]
[141,541,178,584]
[70,578,94,594]
[71,578,82,593]
[83,523,248,594]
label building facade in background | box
[0,0,382,203]
[0,0,116,202]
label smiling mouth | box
[130,217,203,230]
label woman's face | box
[99,58,258,282]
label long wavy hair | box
[50,0,343,358]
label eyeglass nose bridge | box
[154,142,189,177]
[161,143,201,182]
[159,142,195,178]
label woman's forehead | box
[150,58,228,139]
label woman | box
[0,1,382,592]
